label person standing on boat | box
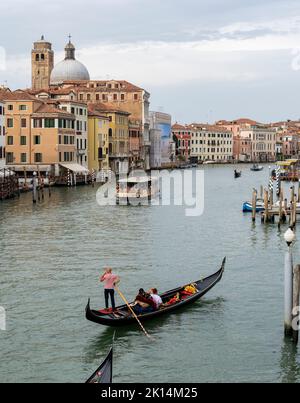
[100,268,120,311]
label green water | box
[0,165,300,383]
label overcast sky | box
[1,0,300,123]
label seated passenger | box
[149,288,163,309]
[131,288,156,314]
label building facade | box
[4,90,77,176]
[171,124,191,161]
[31,36,54,90]
[89,103,130,174]
[58,100,88,167]
[150,112,172,168]
[0,96,5,169]
[232,136,252,161]
[240,125,277,162]
[87,107,110,173]
[189,124,233,162]
[54,80,150,170]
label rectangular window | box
[7,136,13,145]
[21,118,27,128]
[113,94,118,101]
[34,153,42,163]
[33,118,43,128]
[6,152,14,163]
[134,94,138,101]
[20,153,27,163]
[34,135,41,145]
[20,136,27,145]
[19,105,27,111]
[44,118,55,128]
[7,118,13,128]
[8,105,13,111]
[121,94,125,101]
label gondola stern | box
[86,298,91,316]
[221,257,226,272]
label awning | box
[277,159,298,167]
[0,169,15,177]
[60,163,90,173]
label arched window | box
[35,54,40,61]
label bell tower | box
[31,35,54,90]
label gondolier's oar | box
[115,285,153,340]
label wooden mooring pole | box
[284,245,294,337]
[252,189,257,222]
[284,228,296,338]
[292,265,300,344]
[32,172,37,204]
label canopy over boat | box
[85,347,113,384]
[277,159,298,167]
[86,258,226,327]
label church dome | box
[50,39,90,84]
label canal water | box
[1,164,300,383]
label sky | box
[0,0,300,123]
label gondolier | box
[100,268,120,311]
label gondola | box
[234,170,242,178]
[86,258,226,327]
[86,347,113,383]
[250,164,264,172]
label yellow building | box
[88,106,110,173]
[89,103,130,174]
[4,90,77,176]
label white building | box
[189,124,233,162]
[59,101,88,167]
[0,98,5,169]
[150,111,172,168]
[240,125,277,162]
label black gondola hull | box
[86,258,226,327]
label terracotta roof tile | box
[3,89,40,102]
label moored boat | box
[242,199,264,212]
[86,258,226,327]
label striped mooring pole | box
[67,169,71,187]
[276,167,281,196]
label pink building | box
[233,136,252,161]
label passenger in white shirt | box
[149,288,163,309]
